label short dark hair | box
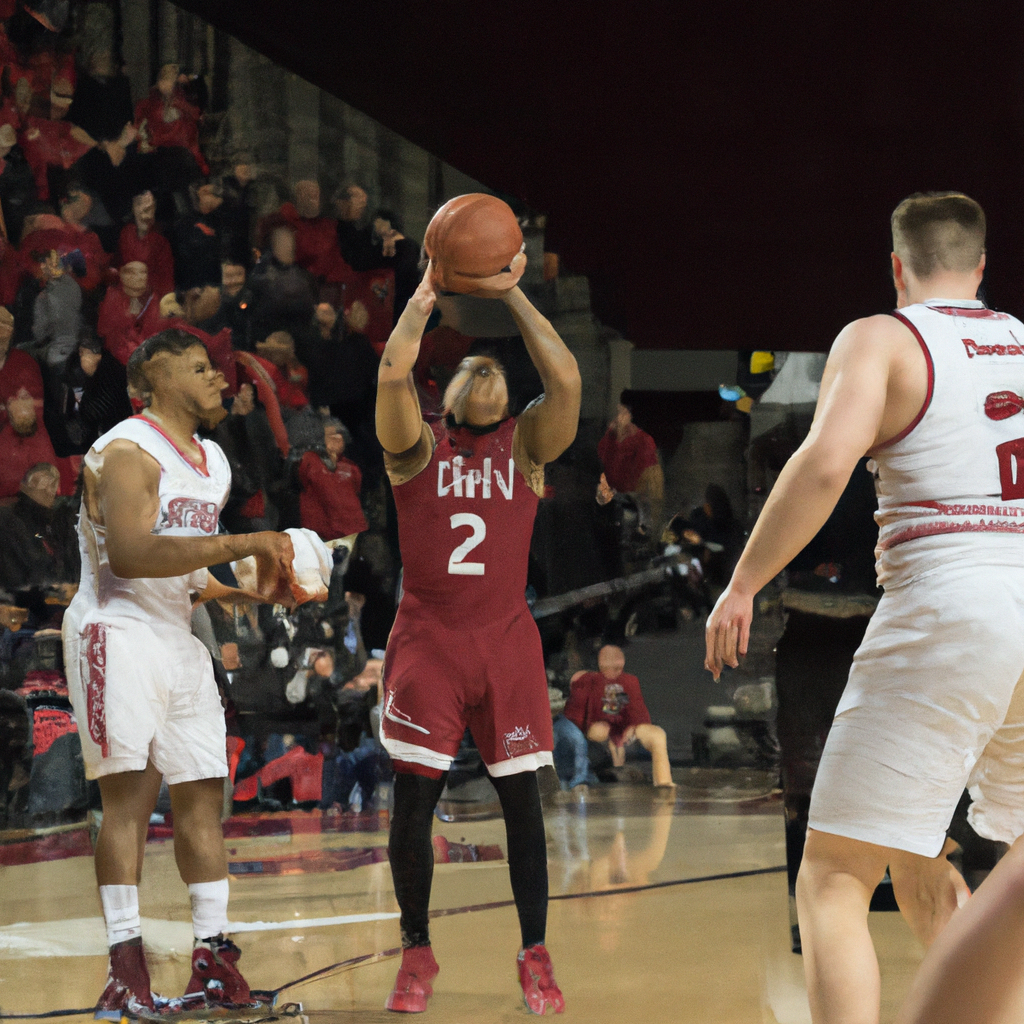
[373,208,404,234]
[891,192,986,279]
[126,328,207,396]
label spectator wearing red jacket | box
[0,306,43,423]
[19,190,110,294]
[134,63,207,175]
[298,420,368,540]
[596,397,664,533]
[279,180,352,287]
[0,389,74,498]
[117,191,175,301]
[565,645,674,787]
[97,261,162,365]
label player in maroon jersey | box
[376,255,580,1014]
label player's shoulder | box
[829,313,916,363]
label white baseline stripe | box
[229,912,399,932]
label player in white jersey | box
[62,328,297,1019]
[706,193,1024,1024]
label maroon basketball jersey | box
[392,416,539,624]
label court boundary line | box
[0,864,786,1017]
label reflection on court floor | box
[0,771,924,1023]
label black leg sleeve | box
[388,770,449,948]
[491,771,548,948]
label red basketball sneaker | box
[517,944,565,1015]
[94,938,157,1020]
[185,935,257,1007]
[385,946,440,1013]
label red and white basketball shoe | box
[185,935,259,1008]
[385,946,440,1013]
[94,938,157,1020]
[517,944,565,1015]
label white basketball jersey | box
[872,298,1024,585]
[72,415,231,629]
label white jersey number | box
[997,438,1024,501]
[448,513,486,575]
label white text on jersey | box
[437,456,515,499]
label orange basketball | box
[423,194,524,293]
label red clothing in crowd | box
[117,224,175,301]
[19,117,92,199]
[20,216,110,293]
[597,425,659,494]
[298,451,368,540]
[564,670,651,747]
[97,287,162,366]
[278,202,353,285]
[0,424,74,498]
[0,348,44,412]
[238,351,306,411]
[134,88,207,174]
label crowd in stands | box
[0,10,751,824]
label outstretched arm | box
[376,267,435,454]
[98,441,295,602]
[505,286,581,466]
[704,316,898,678]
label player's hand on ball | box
[467,251,527,298]
[250,531,298,607]
[409,262,437,316]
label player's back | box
[872,298,1024,583]
[70,415,230,630]
[392,416,539,625]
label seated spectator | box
[372,208,420,323]
[117,190,175,301]
[200,258,255,351]
[596,395,664,532]
[19,73,92,200]
[280,179,350,287]
[30,246,81,368]
[0,390,73,498]
[550,683,590,794]
[249,216,317,340]
[253,330,308,411]
[19,187,109,293]
[332,182,376,270]
[0,122,37,244]
[44,327,131,457]
[171,181,227,292]
[298,418,368,541]
[0,462,78,596]
[134,62,207,175]
[96,260,161,365]
[0,306,43,424]
[565,645,675,788]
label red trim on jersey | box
[880,519,1024,549]
[83,621,109,758]
[131,415,210,477]
[872,311,935,451]
[930,305,1009,320]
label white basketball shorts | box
[64,609,227,785]
[809,558,1024,857]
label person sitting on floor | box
[565,644,675,788]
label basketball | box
[424,193,524,293]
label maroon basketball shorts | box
[381,603,554,778]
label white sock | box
[99,884,142,946]
[189,878,230,941]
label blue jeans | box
[552,716,590,790]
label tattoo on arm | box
[383,357,392,367]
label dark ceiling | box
[178,1,1024,351]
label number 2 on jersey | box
[448,513,486,575]
[997,437,1024,500]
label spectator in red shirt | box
[117,191,175,301]
[596,396,664,532]
[564,645,674,788]
[0,390,74,498]
[253,330,308,411]
[97,261,161,365]
[298,419,368,540]
[280,180,352,287]
[0,306,43,424]
[134,63,207,175]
